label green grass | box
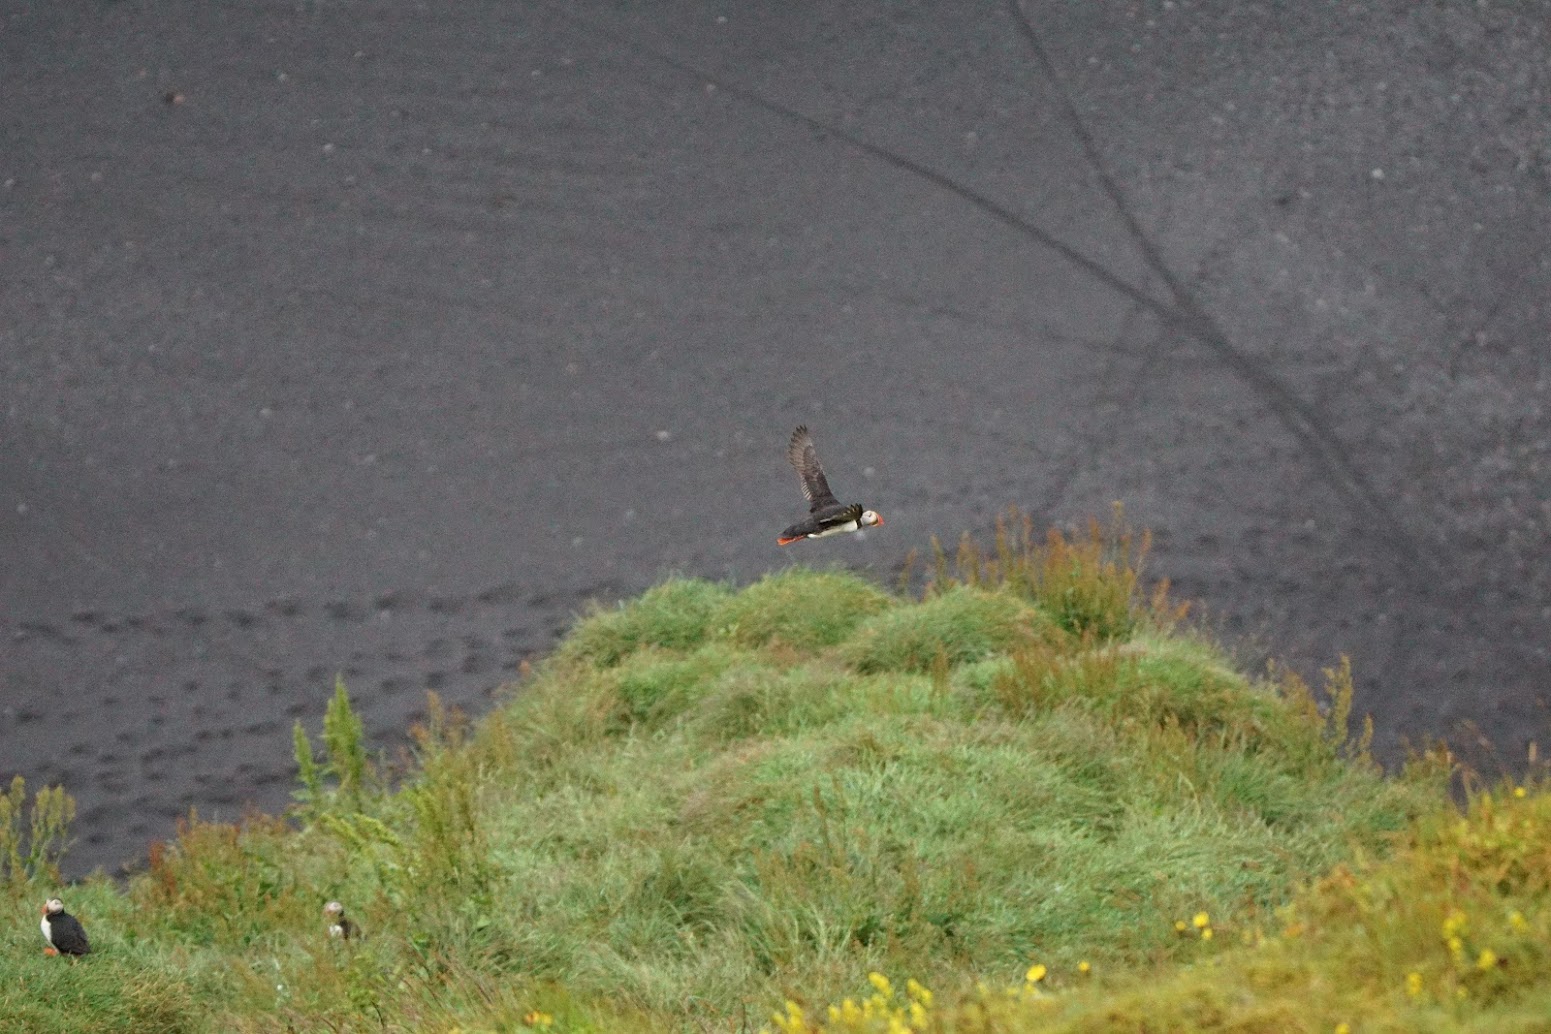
[2,512,1543,1033]
[780,774,1551,1034]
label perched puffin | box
[40,898,91,957]
[323,900,360,941]
[777,425,884,545]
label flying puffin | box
[40,898,91,957]
[323,900,360,941]
[777,425,884,545]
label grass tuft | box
[842,585,1057,673]
[926,503,1186,639]
[719,569,893,651]
[560,578,734,667]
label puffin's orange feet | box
[43,947,59,956]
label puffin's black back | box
[49,911,91,955]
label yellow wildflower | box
[1174,919,1188,933]
[1406,971,1424,996]
[772,1000,806,1034]
[905,979,934,1006]
[1447,935,1464,959]
[1509,910,1529,933]
[1193,911,1211,929]
[1477,948,1499,970]
[1514,786,1527,798]
[1335,1024,1351,1034]
[868,972,893,998]
[1201,927,1214,941]
[1025,963,1047,983]
[1077,960,1092,976]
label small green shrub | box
[843,586,1056,673]
[0,774,76,888]
[922,504,1186,640]
[719,570,893,651]
[322,677,370,813]
[291,677,376,820]
[561,578,734,667]
[133,812,303,947]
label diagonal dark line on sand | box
[1002,0,1422,568]
[553,8,1423,566]
[547,12,1167,305]
[1004,3,1191,307]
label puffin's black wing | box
[50,913,91,955]
[787,425,840,512]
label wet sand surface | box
[4,1,1549,877]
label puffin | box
[777,425,884,545]
[323,900,360,941]
[40,898,91,957]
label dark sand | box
[4,1,1549,877]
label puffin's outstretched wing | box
[787,425,840,512]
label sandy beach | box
[4,0,1549,877]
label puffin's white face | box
[860,510,884,528]
[324,901,345,919]
[44,898,65,915]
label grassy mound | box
[2,512,1538,1033]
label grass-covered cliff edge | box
[5,513,1549,1033]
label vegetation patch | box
[842,586,1056,673]
[2,510,1539,1034]
[719,570,893,651]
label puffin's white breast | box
[807,519,861,539]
